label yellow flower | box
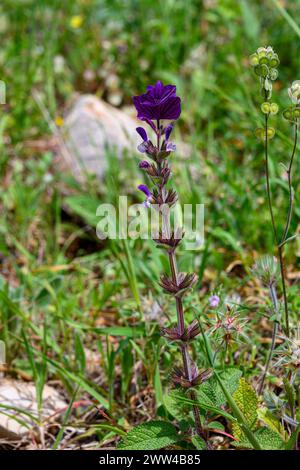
[55,116,64,127]
[70,15,83,29]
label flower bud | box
[252,255,279,287]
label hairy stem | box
[258,283,279,395]
[168,241,207,444]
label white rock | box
[63,95,140,180]
[0,379,66,439]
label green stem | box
[214,370,262,450]
[264,112,290,337]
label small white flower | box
[288,80,300,104]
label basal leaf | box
[257,407,287,441]
[233,427,285,450]
[232,378,258,440]
[117,421,180,450]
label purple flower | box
[139,160,150,169]
[138,184,152,208]
[133,81,181,121]
[166,142,176,152]
[209,295,220,308]
[136,127,149,153]
[136,127,148,141]
[135,126,157,157]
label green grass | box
[0,0,299,450]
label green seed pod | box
[259,56,269,65]
[255,127,275,139]
[293,108,300,118]
[254,64,269,78]
[257,48,267,58]
[269,68,278,81]
[249,53,259,66]
[270,103,279,115]
[269,54,279,68]
[254,128,265,140]
[267,127,275,138]
[283,107,295,122]
[261,102,270,114]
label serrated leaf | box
[199,368,242,407]
[257,407,287,441]
[191,435,207,450]
[232,378,258,440]
[233,427,285,450]
[164,390,190,421]
[117,421,180,450]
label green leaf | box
[191,435,207,450]
[117,421,180,450]
[285,423,300,450]
[207,421,225,431]
[234,428,285,450]
[199,368,242,407]
[257,407,287,441]
[232,378,258,440]
[164,390,190,421]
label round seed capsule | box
[249,53,259,66]
[293,108,300,118]
[261,102,270,114]
[254,128,265,140]
[270,103,279,115]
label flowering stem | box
[164,193,208,445]
[264,109,294,338]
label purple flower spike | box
[138,184,152,208]
[133,81,181,121]
[136,127,148,142]
[209,295,220,308]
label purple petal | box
[141,118,157,132]
[136,127,148,142]
[209,295,220,308]
[159,96,181,120]
[165,125,173,141]
[133,83,181,121]
[139,160,150,169]
[137,142,147,153]
[138,184,151,198]
[166,142,176,152]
